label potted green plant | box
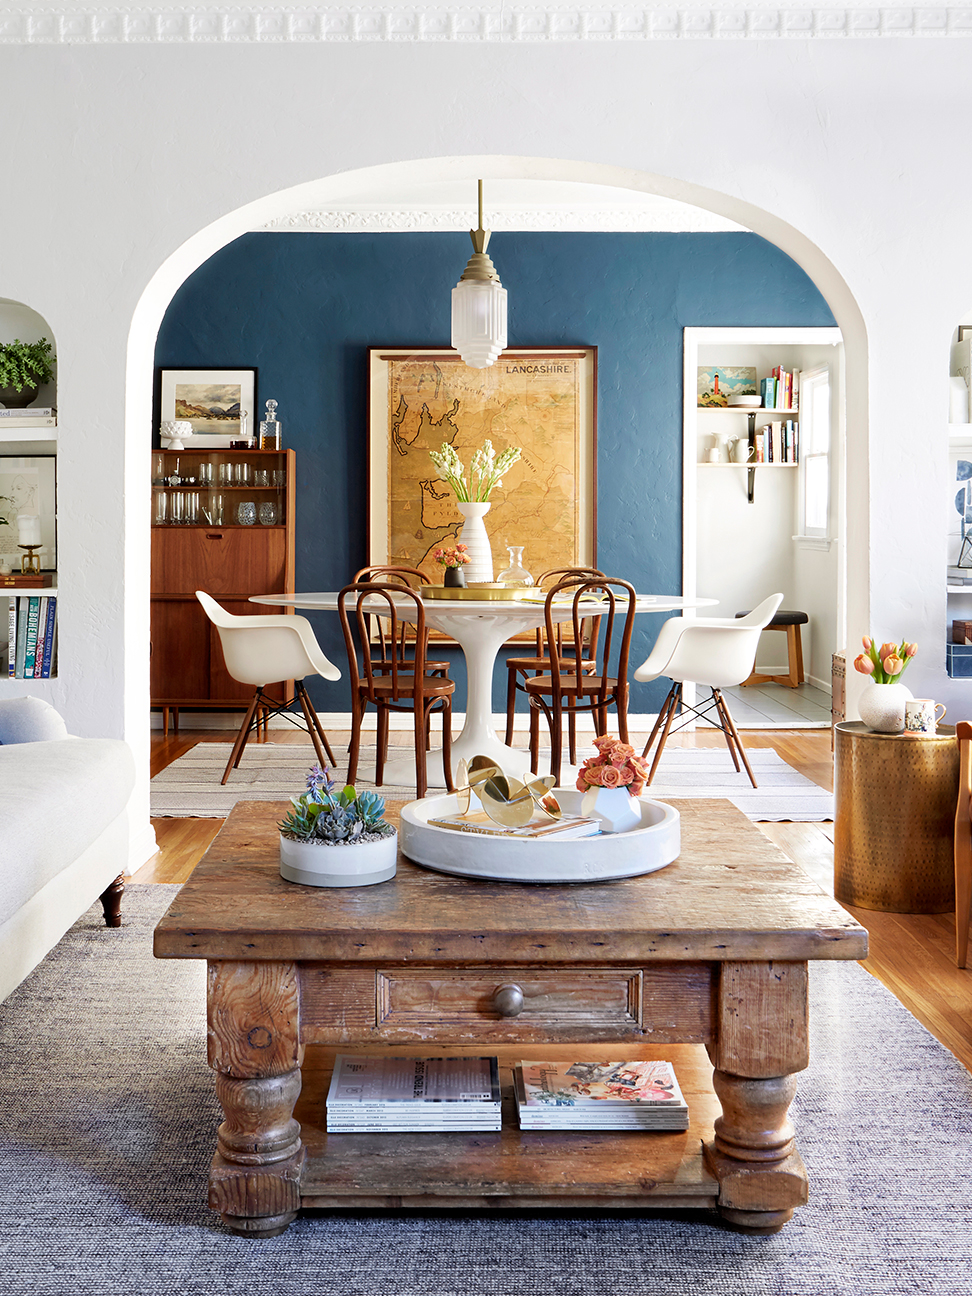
[278,763,397,887]
[0,338,56,408]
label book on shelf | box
[514,1060,689,1130]
[426,809,601,840]
[326,1055,502,1132]
[0,572,55,588]
[0,407,55,418]
[7,594,57,678]
[0,416,56,429]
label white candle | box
[17,514,41,545]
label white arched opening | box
[126,155,868,848]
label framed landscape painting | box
[158,368,256,448]
[367,347,597,592]
[697,365,758,408]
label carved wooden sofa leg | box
[99,874,125,927]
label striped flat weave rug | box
[150,743,833,822]
[0,885,968,1296]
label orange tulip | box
[854,654,875,675]
[879,643,896,661]
[862,636,872,651]
[882,654,903,677]
[905,642,918,658]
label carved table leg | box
[704,960,810,1234]
[99,874,124,927]
[207,961,304,1237]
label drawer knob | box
[492,983,524,1017]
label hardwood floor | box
[142,723,972,1074]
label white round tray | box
[399,789,680,884]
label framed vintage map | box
[368,347,596,593]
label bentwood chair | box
[352,565,451,681]
[954,720,972,968]
[634,592,784,789]
[338,582,455,799]
[524,576,637,784]
[504,566,605,762]
[195,590,341,785]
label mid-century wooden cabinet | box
[151,448,296,729]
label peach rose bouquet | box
[853,635,917,684]
[576,735,650,798]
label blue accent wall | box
[156,231,835,717]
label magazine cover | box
[327,1055,501,1106]
[518,1060,684,1107]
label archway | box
[127,156,868,830]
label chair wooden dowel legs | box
[222,689,262,785]
[645,683,681,785]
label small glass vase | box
[495,545,534,587]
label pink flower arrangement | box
[576,734,651,797]
[433,543,470,569]
[853,635,917,684]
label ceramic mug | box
[904,698,946,735]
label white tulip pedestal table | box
[250,591,716,786]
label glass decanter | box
[495,546,534,587]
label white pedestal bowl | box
[399,790,680,884]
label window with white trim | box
[798,366,831,539]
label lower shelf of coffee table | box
[295,1043,720,1210]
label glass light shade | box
[451,277,508,369]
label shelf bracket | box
[748,466,756,504]
[747,413,756,503]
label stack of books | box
[426,809,601,840]
[514,1059,689,1131]
[6,593,57,678]
[326,1055,502,1132]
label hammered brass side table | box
[834,721,959,913]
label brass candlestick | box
[18,544,41,575]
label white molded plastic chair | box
[196,590,341,785]
[634,593,784,788]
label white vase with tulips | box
[854,635,918,733]
[428,439,522,584]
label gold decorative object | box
[17,544,41,575]
[421,584,536,601]
[455,756,561,829]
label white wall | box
[2,36,972,863]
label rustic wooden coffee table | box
[154,798,866,1238]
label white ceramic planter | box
[857,680,913,734]
[279,830,398,887]
[456,501,493,582]
[581,785,643,833]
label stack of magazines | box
[514,1060,689,1131]
[426,809,601,840]
[326,1055,502,1132]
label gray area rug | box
[0,886,969,1295]
[150,743,832,822]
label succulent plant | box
[278,765,392,843]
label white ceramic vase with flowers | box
[576,735,652,833]
[428,438,522,584]
[853,635,919,733]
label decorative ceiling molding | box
[2,6,972,44]
[261,207,747,232]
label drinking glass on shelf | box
[258,502,278,526]
[254,469,269,487]
[208,493,224,526]
[237,501,256,526]
[272,470,286,487]
[153,490,168,525]
[185,491,200,525]
[236,462,251,486]
[198,463,214,485]
[218,463,233,487]
[169,491,186,525]
[153,453,165,485]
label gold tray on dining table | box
[420,584,537,601]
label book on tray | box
[514,1060,689,1131]
[326,1055,502,1132]
[426,809,601,840]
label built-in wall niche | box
[0,299,57,447]
[683,327,843,698]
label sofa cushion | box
[0,738,135,926]
[0,697,69,745]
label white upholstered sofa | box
[0,697,135,1002]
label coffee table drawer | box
[375,968,643,1042]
